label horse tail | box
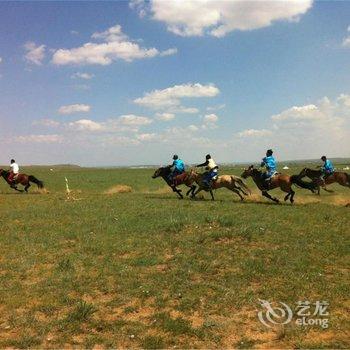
[233,176,251,195]
[346,173,350,186]
[28,175,44,189]
[290,175,316,192]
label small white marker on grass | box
[64,177,82,201]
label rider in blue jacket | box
[320,156,334,182]
[261,149,277,181]
[169,155,185,180]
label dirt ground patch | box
[104,185,133,194]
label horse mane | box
[159,166,171,176]
[251,167,262,176]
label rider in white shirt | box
[9,159,19,185]
[196,154,219,188]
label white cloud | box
[237,128,272,138]
[271,104,320,121]
[341,25,350,47]
[129,0,148,18]
[14,134,63,143]
[136,133,157,141]
[156,112,175,121]
[24,41,46,65]
[134,83,219,112]
[187,124,199,132]
[0,57,2,63]
[132,0,313,37]
[58,104,91,115]
[342,37,350,48]
[204,113,218,123]
[159,48,178,56]
[202,113,219,129]
[118,114,152,126]
[91,24,128,42]
[176,106,199,114]
[68,119,104,132]
[235,94,350,159]
[71,72,94,80]
[67,115,152,133]
[337,93,350,107]
[206,103,225,111]
[52,23,177,65]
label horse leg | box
[190,185,196,198]
[14,186,24,193]
[239,187,248,196]
[209,189,215,201]
[172,186,183,199]
[25,183,31,193]
[230,187,244,201]
[284,193,290,201]
[186,185,196,197]
[262,190,279,203]
[289,189,295,203]
[192,187,203,199]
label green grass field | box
[0,165,349,348]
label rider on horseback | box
[261,149,277,188]
[169,155,185,182]
[320,156,334,183]
[8,159,19,187]
[196,154,218,189]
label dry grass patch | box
[104,185,133,195]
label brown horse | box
[241,165,316,203]
[299,168,350,195]
[188,170,251,201]
[152,166,196,199]
[0,169,44,193]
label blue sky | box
[0,0,349,166]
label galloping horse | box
[188,170,251,201]
[152,166,196,199]
[0,169,44,193]
[299,168,350,195]
[241,165,316,203]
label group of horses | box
[152,165,350,204]
[0,164,349,204]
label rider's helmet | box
[173,154,178,160]
[206,154,211,159]
[10,159,15,163]
[321,155,327,161]
[266,149,273,156]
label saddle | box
[263,172,278,190]
[8,173,19,182]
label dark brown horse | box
[241,165,316,203]
[0,169,44,193]
[152,166,196,199]
[299,168,350,194]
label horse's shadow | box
[0,191,41,195]
[147,192,318,206]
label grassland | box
[0,164,349,348]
